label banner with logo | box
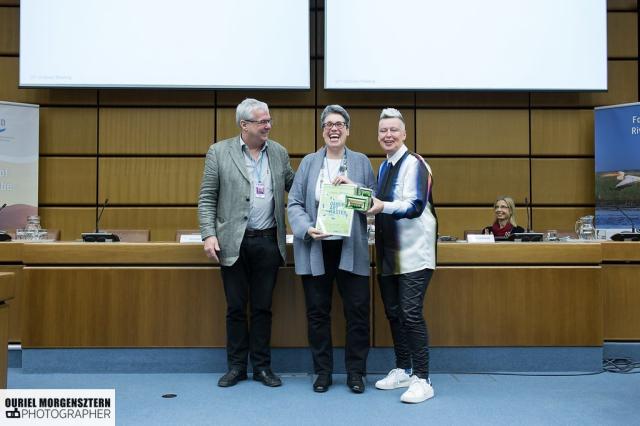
[0,101,39,231]
[595,102,640,234]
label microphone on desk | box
[507,197,543,241]
[81,198,120,242]
[524,197,531,232]
[0,203,11,241]
[611,205,640,241]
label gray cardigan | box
[287,146,375,276]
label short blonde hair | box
[494,196,518,226]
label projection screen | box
[20,0,310,89]
[325,0,607,91]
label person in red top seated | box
[482,196,525,237]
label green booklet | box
[316,183,357,236]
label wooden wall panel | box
[0,57,97,105]
[289,157,302,171]
[531,60,638,107]
[99,108,214,155]
[216,108,316,155]
[40,107,97,155]
[603,265,640,340]
[369,158,385,176]
[608,0,638,11]
[416,110,529,156]
[0,6,18,54]
[99,158,203,205]
[99,90,215,107]
[428,158,530,204]
[38,207,96,241]
[608,12,638,58]
[39,158,97,205]
[318,108,416,156]
[532,159,595,205]
[374,267,602,346]
[100,207,199,242]
[0,1,18,6]
[532,207,596,235]
[437,207,529,239]
[531,110,594,156]
[416,92,529,108]
[367,156,528,203]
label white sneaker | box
[400,376,434,403]
[375,368,412,390]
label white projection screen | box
[20,0,310,89]
[325,0,607,91]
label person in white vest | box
[367,108,438,404]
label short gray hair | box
[379,108,405,129]
[236,98,269,127]
[320,105,350,129]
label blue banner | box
[595,102,640,231]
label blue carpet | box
[8,369,640,426]
[20,347,603,373]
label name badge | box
[255,182,266,198]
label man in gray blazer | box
[198,98,295,388]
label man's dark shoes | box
[313,374,332,393]
[218,368,247,387]
[347,373,365,393]
[253,369,282,387]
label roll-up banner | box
[595,102,640,235]
[0,101,39,231]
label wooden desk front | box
[0,272,16,388]
[601,242,640,340]
[0,243,23,343]
[19,242,605,348]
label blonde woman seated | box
[482,196,525,238]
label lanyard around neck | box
[320,149,347,184]
[245,145,266,183]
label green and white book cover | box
[316,183,357,236]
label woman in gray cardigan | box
[288,105,375,394]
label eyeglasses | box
[322,121,347,130]
[378,127,402,134]
[244,119,273,126]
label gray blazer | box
[287,146,375,276]
[198,136,295,266]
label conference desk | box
[12,241,635,350]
